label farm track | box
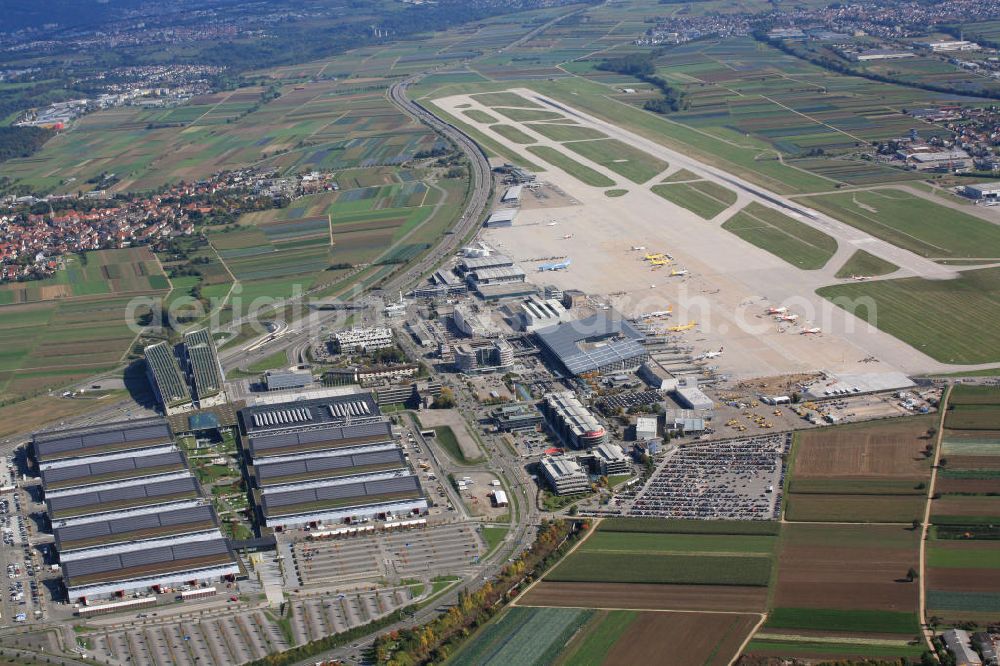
[919,384,951,653]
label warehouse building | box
[534,311,648,376]
[144,342,192,413]
[456,253,514,276]
[182,328,226,406]
[539,456,590,495]
[61,537,239,603]
[263,370,313,392]
[634,416,658,441]
[673,383,714,411]
[32,420,239,602]
[465,265,526,287]
[943,629,983,666]
[484,209,517,228]
[40,450,186,492]
[517,296,571,332]
[253,447,406,487]
[33,418,174,466]
[963,182,1000,200]
[259,473,425,530]
[540,391,608,449]
[237,394,427,529]
[501,185,522,203]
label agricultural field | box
[785,416,935,523]
[556,609,759,666]
[0,82,442,194]
[205,176,454,309]
[835,249,899,279]
[0,247,168,305]
[721,201,837,269]
[652,181,736,220]
[817,266,1000,365]
[764,523,922,659]
[522,519,775,614]
[802,189,1000,260]
[448,606,592,666]
[0,248,170,402]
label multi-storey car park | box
[143,341,192,413]
[182,328,226,405]
[237,394,427,531]
[539,390,608,450]
[31,419,240,603]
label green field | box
[490,124,536,144]
[562,138,668,184]
[492,107,564,122]
[524,122,607,142]
[835,249,899,278]
[544,520,778,587]
[817,266,1000,364]
[652,181,736,220]
[470,92,542,108]
[463,109,498,123]
[433,425,480,464]
[526,145,615,187]
[927,545,1000,569]
[784,494,924,523]
[556,611,636,666]
[722,202,837,269]
[927,590,1000,613]
[803,189,1000,259]
[599,518,781,536]
[449,607,591,666]
[547,551,772,586]
[765,608,919,635]
[746,639,925,659]
[0,247,167,304]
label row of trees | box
[597,52,687,113]
[372,519,581,665]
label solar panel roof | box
[54,505,215,550]
[255,449,403,483]
[41,451,184,488]
[62,538,232,585]
[261,475,420,516]
[33,419,172,462]
[47,477,198,517]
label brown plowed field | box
[773,525,919,612]
[946,456,1000,470]
[603,611,758,666]
[927,567,1000,592]
[932,496,1000,516]
[936,478,1000,494]
[793,417,934,479]
[519,581,767,612]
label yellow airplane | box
[667,321,697,332]
[650,258,669,266]
[670,268,689,277]
[643,253,665,261]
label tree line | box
[596,51,687,113]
